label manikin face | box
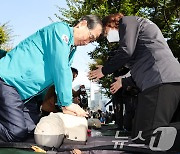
[73,20,102,46]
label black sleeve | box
[113,66,130,77]
[102,16,140,75]
[122,76,136,90]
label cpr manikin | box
[34,112,88,147]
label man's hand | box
[62,103,88,117]
[110,77,122,94]
[88,65,104,81]
[61,108,77,116]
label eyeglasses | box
[88,28,96,42]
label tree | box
[0,22,13,51]
[54,0,180,97]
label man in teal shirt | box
[0,15,102,142]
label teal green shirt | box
[0,22,76,107]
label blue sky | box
[0,0,97,88]
[0,0,65,45]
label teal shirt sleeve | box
[45,22,73,107]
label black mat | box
[0,125,178,154]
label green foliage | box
[0,23,9,47]
[0,22,13,51]
[54,0,180,97]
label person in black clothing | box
[111,75,139,131]
[88,13,180,146]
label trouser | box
[123,96,137,131]
[112,90,124,130]
[132,83,180,146]
[0,78,40,142]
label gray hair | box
[79,15,102,30]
